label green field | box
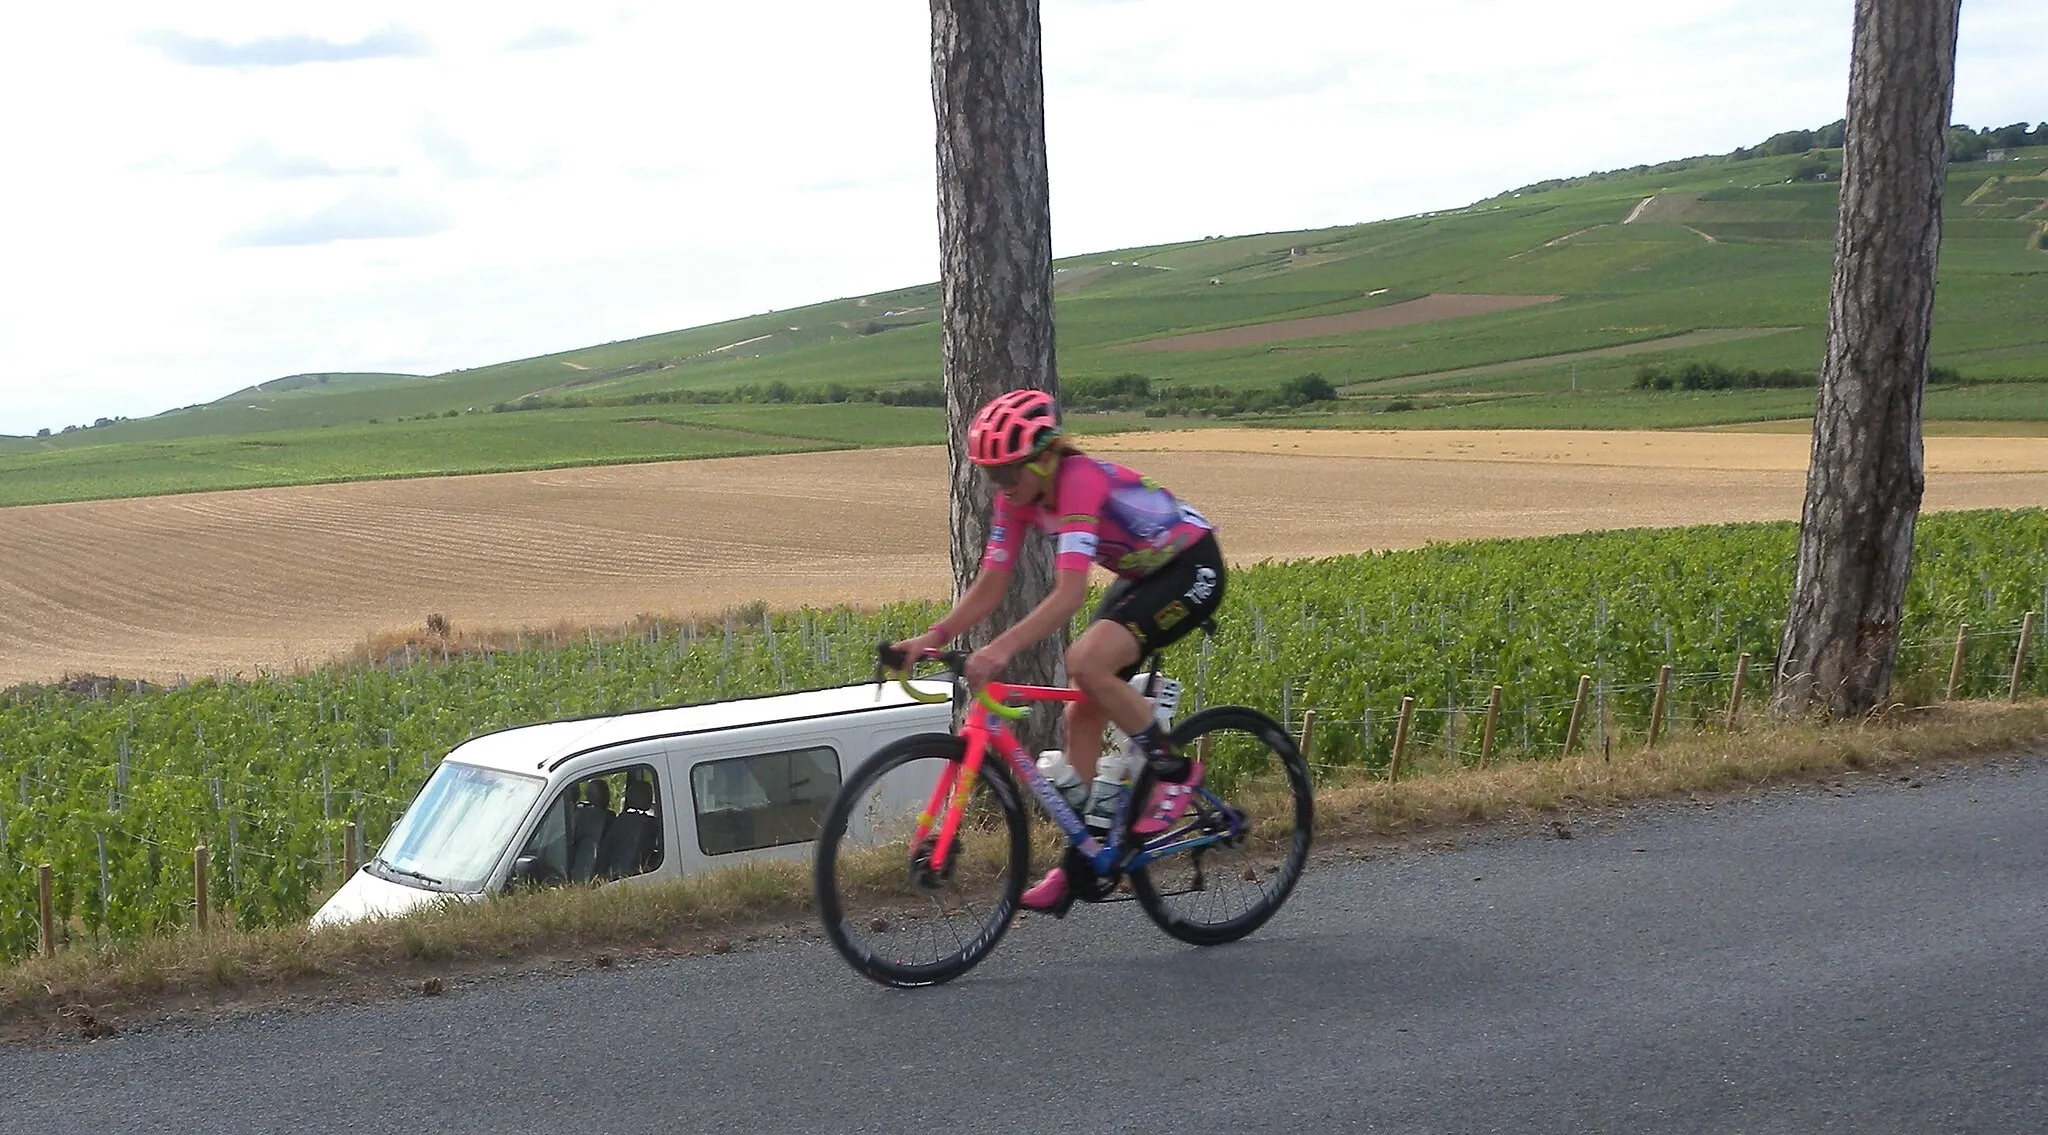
[7,146,2046,506]
[0,407,963,508]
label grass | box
[1721,418,2048,437]
[6,697,2043,1041]
[1269,389,1827,430]
[0,410,870,508]
[6,148,2045,507]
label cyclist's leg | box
[1082,533,1226,744]
[1063,693,1110,782]
[1062,578,1139,781]
[1093,536,1226,832]
[1025,589,1147,913]
[1066,620,1152,761]
[1026,540,1226,907]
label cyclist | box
[888,388,1226,910]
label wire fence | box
[1237,618,2044,777]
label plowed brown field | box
[2,429,2043,687]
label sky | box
[0,1,2039,438]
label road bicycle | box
[812,643,1313,987]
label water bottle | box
[1083,748,1140,836]
[1036,750,1089,813]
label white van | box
[310,679,955,929]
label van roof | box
[443,679,955,775]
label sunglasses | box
[985,461,1030,488]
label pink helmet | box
[966,389,1061,466]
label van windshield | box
[370,762,545,893]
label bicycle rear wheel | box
[1130,705,1313,946]
[813,734,1029,988]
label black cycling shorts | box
[1092,532,1226,677]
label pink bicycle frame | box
[912,679,1087,873]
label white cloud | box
[139,25,431,67]
[215,142,396,179]
[0,0,2040,437]
[506,27,586,52]
[417,121,488,179]
[230,187,455,247]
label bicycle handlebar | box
[874,643,1028,720]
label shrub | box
[1281,372,1338,404]
[1064,373,1153,410]
[1635,362,1816,391]
[876,383,945,407]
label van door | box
[502,743,675,891]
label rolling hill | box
[4,142,2044,506]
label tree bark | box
[1772,0,1960,718]
[930,0,1064,747]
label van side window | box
[515,764,665,886]
[691,747,841,855]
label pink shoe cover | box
[1131,760,1205,835]
[1020,867,1070,910]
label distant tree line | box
[1634,361,1967,391]
[1634,362,1814,391]
[489,372,1343,419]
[493,381,870,412]
[33,415,132,438]
[1515,119,2044,196]
[1729,122,1848,160]
[1945,122,2048,161]
[1064,372,1339,417]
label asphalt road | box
[6,756,2046,1135]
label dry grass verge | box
[1305,699,2048,841]
[6,700,2044,1044]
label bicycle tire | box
[1130,705,1314,946]
[813,733,1030,988]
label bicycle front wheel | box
[813,734,1030,988]
[1131,705,1314,946]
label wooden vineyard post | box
[343,821,359,881]
[38,864,55,957]
[1478,685,1502,768]
[195,845,210,935]
[1389,697,1415,783]
[1563,675,1592,756]
[1297,709,1317,763]
[2012,613,2037,702]
[1648,665,1672,747]
[1725,653,1751,730]
[1946,624,1969,700]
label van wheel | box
[813,734,1029,988]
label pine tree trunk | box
[930,0,1064,747]
[1772,0,1960,719]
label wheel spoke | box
[815,740,1027,987]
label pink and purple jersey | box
[981,455,1214,581]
